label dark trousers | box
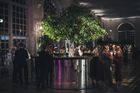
[13,63,29,84]
[36,68,49,89]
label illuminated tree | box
[42,5,107,45]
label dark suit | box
[13,47,29,84]
[37,50,54,89]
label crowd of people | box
[9,42,54,91]
[0,42,139,92]
[89,44,139,91]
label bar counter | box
[31,56,93,89]
[52,56,92,89]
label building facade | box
[0,0,44,58]
[44,0,140,48]
[0,0,140,59]
[101,17,138,45]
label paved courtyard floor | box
[0,63,139,93]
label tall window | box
[12,0,26,5]
[0,1,9,57]
[12,5,27,46]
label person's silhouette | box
[13,42,30,85]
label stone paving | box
[0,64,139,93]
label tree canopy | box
[41,5,107,44]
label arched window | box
[117,23,135,44]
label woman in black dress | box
[113,45,123,90]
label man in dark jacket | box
[36,45,54,90]
[13,42,30,85]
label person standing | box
[89,47,101,88]
[36,45,54,90]
[12,47,17,83]
[100,45,113,87]
[113,45,123,91]
[13,42,30,85]
[47,45,54,88]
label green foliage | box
[41,5,107,44]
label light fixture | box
[109,29,112,32]
[91,9,105,13]
[0,19,3,23]
[37,3,42,8]
[79,2,92,7]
